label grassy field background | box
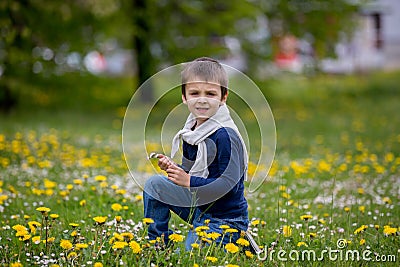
[0,71,399,266]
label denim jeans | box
[143,175,249,251]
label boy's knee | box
[144,175,166,197]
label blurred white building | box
[321,0,400,73]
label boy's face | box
[182,81,227,126]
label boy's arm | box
[190,128,244,193]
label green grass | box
[0,71,399,266]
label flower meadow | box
[1,73,399,266]
[0,127,398,266]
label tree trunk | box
[133,0,155,103]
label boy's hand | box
[156,154,175,171]
[166,164,190,188]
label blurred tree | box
[261,0,363,65]
[0,0,129,111]
[0,0,368,109]
[129,0,263,102]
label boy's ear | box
[182,94,187,104]
[221,91,228,105]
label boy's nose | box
[197,97,207,103]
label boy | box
[143,57,249,251]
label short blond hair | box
[181,57,228,100]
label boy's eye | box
[207,92,216,96]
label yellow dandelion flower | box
[225,243,239,253]
[12,224,28,232]
[196,231,207,237]
[111,184,119,190]
[112,241,128,249]
[251,220,260,226]
[142,218,154,224]
[10,262,23,267]
[94,175,107,181]
[308,232,317,238]
[111,203,123,212]
[191,243,200,249]
[219,224,230,230]
[32,236,41,244]
[28,221,41,234]
[344,207,350,212]
[50,214,59,219]
[121,232,133,241]
[207,232,221,240]
[236,237,250,246]
[20,234,31,241]
[226,265,239,267]
[359,206,365,213]
[67,251,77,259]
[225,228,238,234]
[36,206,51,214]
[79,199,86,206]
[73,179,83,185]
[116,189,127,195]
[15,230,29,237]
[60,239,73,250]
[75,243,88,249]
[297,241,308,247]
[109,233,123,244]
[245,250,254,258]
[115,216,122,223]
[169,233,185,242]
[195,225,209,232]
[300,214,313,221]
[383,225,397,236]
[94,263,103,267]
[283,225,292,237]
[135,194,143,201]
[318,219,326,224]
[354,225,368,235]
[44,179,56,189]
[206,256,218,263]
[359,239,366,245]
[69,223,79,228]
[129,240,141,253]
[93,216,107,224]
[204,219,210,225]
[382,197,392,204]
[44,237,55,243]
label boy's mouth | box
[196,107,209,113]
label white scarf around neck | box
[171,104,248,180]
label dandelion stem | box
[44,216,49,252]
